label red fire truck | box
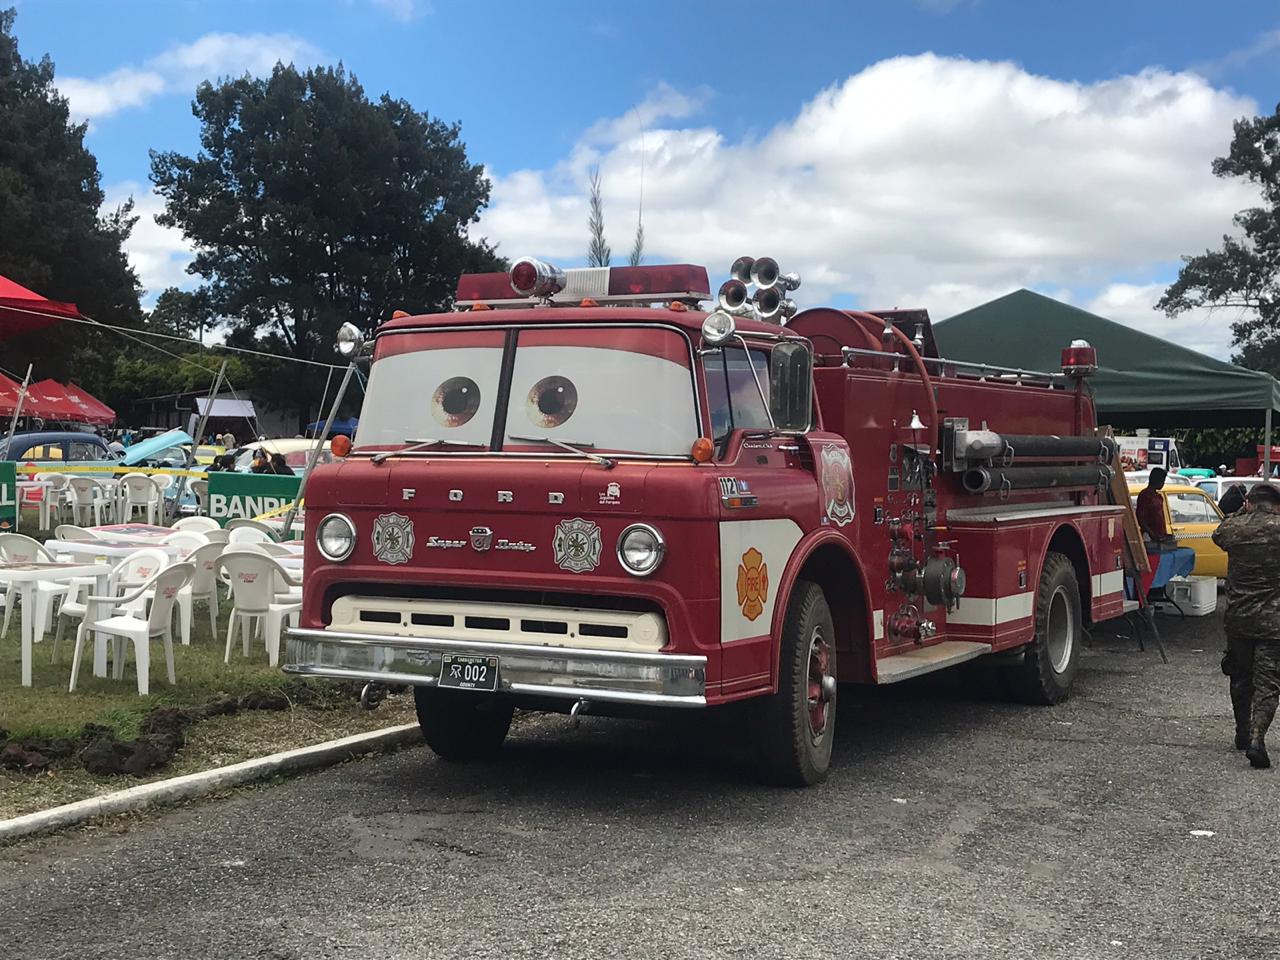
[284,257,1133,786]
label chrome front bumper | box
[283,627,708,708]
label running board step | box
[875,641,994,684]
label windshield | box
[355,325,700,457]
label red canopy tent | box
[63,382,115,424]
[27,379,87,421]
[0,371,25,417]
[0,273,81,339]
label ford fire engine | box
[284,256,1135,786]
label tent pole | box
[280,361,356,540]
[4,364,33,455]
[1266,407,1273,479]
[167,361,225,523]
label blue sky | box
[10,0,1280,356]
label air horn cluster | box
[716,256,801,324]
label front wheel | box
[414,687,514,761]
[756,580,837,787]
[1008,551,1082,704]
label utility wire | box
[1,303,347,369]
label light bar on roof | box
[456,264,711,308]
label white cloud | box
[478,54,1258,353]
[105,181,196,303]
[59,32,322,123]
[1083,283,1242,360]
[368,0,430,22]
[1194,28,1280,77]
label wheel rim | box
[806,626,835,743]
[1046,584,1074,674]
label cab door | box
[705,339,814,692]
[1164,488,1228,578]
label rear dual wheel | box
[1007,551,1082,704]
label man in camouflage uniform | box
[1213,483,1280,769]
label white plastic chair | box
[226,517,279,541]
[228,525,273,545]
[67,476,112,526]
[69,563,194,696]
[173,515,219,533]
[190,479,210,516]
[201,528,230,544]
[217,552,302,667]
[172,542,224,644]
[0,533,59,639]
[36,472,71,524]
[161,529,208,560]
[49,548,171,660]
[121,472,162,525]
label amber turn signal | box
[691,437,713,462]
[331,434,352,458]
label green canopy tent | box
[933,289,1280,472]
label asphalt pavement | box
[3,610,1278,960]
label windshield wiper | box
[508,434,615,470]
[372,437,486,465]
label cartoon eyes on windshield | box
[526,375,578,428]
[431,376,481,428]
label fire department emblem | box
[372,512,415,565]
[736,547,770,622]
[552,517,602,573]
[820,444,854,527]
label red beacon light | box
[456,263,711,308]
[1061,339,1098,378]
[509,257,566,298]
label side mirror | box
[770,341,813,432]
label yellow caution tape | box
[16,464,206,479]
[252,497,304,522]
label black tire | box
[414,686,514,762]
[1009,551,1082,705]
[756,580,837,787]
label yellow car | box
[1128,483,1228,578]
[192,444,226,465]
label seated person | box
[1136,467,1196,583]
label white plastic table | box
[0,560,111,686]
[52,539,183,562]
[87,523,174,543]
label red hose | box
[847,311,939,452]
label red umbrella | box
[28,379,86,421]
[63,382,116,425]
[0,273,81,339]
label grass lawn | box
[0,507,417,820]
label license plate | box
[439,654,499,692]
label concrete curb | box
[0,722,421,843]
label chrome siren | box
[718,279,751,312]
[751,256,801,292]
[509,257,567,298]
[755,287,797,323]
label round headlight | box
[701,310,736,346]
[317,513,356,561]
[617,523,665,576]
[335,321,365,358]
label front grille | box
[329,595,667,653]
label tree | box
[0,7,142,386]
[1159,104,1280,374]
[150,63,504,427]
[587,165,611,267]
[628,219,645,268]
[147,287,214,341]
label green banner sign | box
[0,461,15,533]
[207,472,301,527]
